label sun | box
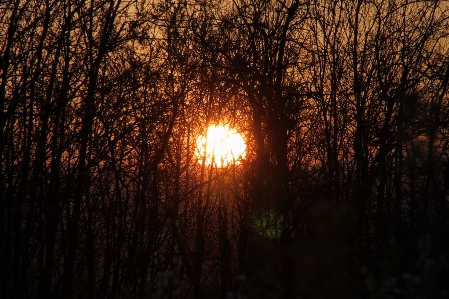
[195,124,246,167]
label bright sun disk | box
[196,124,246,167]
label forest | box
[1,0,449,298]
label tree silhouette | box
[1,0,449,299]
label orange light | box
[195,124,246,167]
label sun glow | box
[195,124,246,167]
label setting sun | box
[195,124,246,167]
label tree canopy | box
[1,0,449,298]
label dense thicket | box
[1,0,449,298]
